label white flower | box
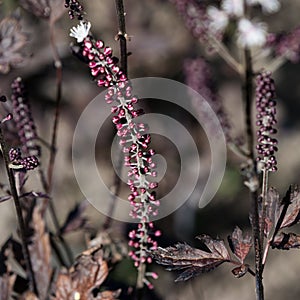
[237,18,267,48]
[70,21,91,43]
[246,0,280,14]
[207,6,229,33]
[221,0,244,17]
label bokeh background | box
[1,0,300,299]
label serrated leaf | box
[227,227,252,263]
[271,232,300,250]
[280,185,300,229]
[151,235,230,282]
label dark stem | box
[0,127,38,296]
[115,0,128,76]
[243,48,264,300]
[103,0,128,229]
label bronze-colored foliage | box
[228,226,252,263]
[280,185,300,229]
[53,246,121,300]
[151,235,230,282]
[0,15,28,74]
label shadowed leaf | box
[228,227,252,263]
[271,232,300,250]
[60,200,89,235]
[0,240,16,300]
[151,235,230,282]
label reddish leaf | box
[227,227,252,263]
[28,205,52,299]
[53,246,120,300]
[280,185,300,229]
[151,235,230,282]
[263,187,281,237]
[271,232,300,250]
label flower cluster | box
[9,147,39,171]
[11,77,41,157]
[70,22,160,287]
[65,0,84,20]
[269,26,300,63]
[170,0,210,41]
[255,71,278,172]
[171,0,281,49]
[183,58,231,142]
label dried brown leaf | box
[53,246,119,300]
[271,232,300,250]
[228,227,252,263]
[0,16,28,73]
[151,235,230,282]
[19,0,51,18]
[28,205,52,299]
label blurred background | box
[1,0,300,299]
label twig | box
[0,127,38,296]
[242,47,264,300]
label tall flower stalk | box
[70,18,160,290]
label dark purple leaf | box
[228,227,252,263]
[151,235,230,282]
[60,200,89,235]
[271,232,300,250]
[280,185,300,229]
[0,195,11,203]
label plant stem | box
[103,0,128,229]
[260,169,268,245]
[242,48,264,300]
[0,127,38,296]
[40,21,73,266]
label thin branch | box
[37,20,73,266]
[242,48,264,300]
[0,127,38,296]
